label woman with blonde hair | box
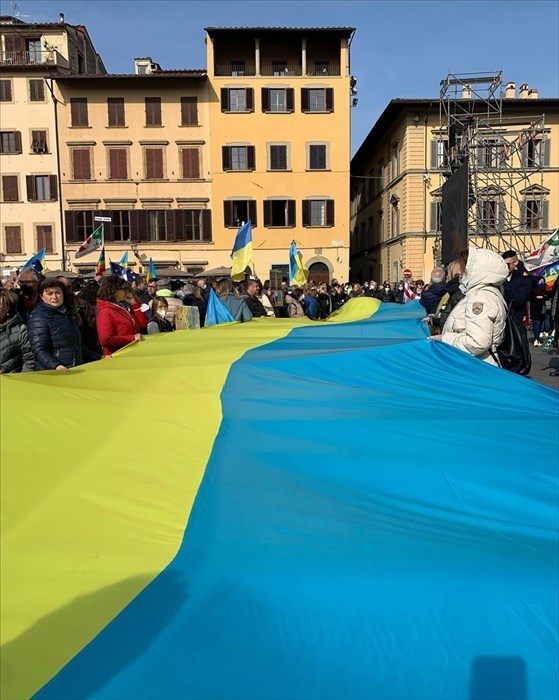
[438,257,466,330]
[215,278,252,322]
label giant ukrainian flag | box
[1,300,557,700]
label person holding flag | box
[146,258,157,284]
[21,247,47,274]
[231,221,253,282]
[289,241,308,288]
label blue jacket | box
[219,293,253,322]
[420,281,448,314]
[303,294,319,320]
[27,302,84,370]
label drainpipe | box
[46,76,66,271]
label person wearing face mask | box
[393,281,405,304]
[380,282,394,303]
[16,269,42,322]
[147,298,175,334]
[27,278,84,371]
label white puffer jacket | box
[441,248,508,365]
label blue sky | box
[18,0,559,153]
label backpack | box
[490,302,532,376]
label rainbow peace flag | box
[1,300,557,700]
[95,246,106,277]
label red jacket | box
[129,299,148,331]
[96,299,139,356]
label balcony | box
[0,50,69,69]
[214,63,341,77]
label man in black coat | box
[419,267,448,314]
[245,279,268,317]
[502,250,533,324]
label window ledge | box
[106,125,128,129]
[105,179,134,182]
[264,225,295,229]
[69,179,96,183]
[69,126,92,129]
[302,111,334,115]
[28,199,57,203]
[306,168,330,172]
[223,169,255,173]
[144,125,164,128]
[29,152,50,156]
[143,178,169,182]
[303,225,334,229]
[267,169,292,173]
[263,110,294,115]
[177,178,205,182]
[178,124,201,128]
[0,152,23,156]
[222,110,254,114]
[2,200,23,203]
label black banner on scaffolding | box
[441,163,468,264]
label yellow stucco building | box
[350,92,559,283]
[0,14,105,273]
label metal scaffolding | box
[436,71,547,259]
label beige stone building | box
[0,14,105,273]
[350,94,559,283]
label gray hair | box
[430,267,446,284]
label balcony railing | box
[214,63,340,77]
[0,50,69,69]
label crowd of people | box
[1,247,557,375]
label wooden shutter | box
[286,88,294,112]
[498,201,506,231]
[202,209,212,241]
[248,200,257,227]
[13,131,22,154]
[145,148,163,179]
[164,210,176,241]
[430,140,438,169]
[520,142,528,168]
[220,88,230,111]
[72,149,90,180]
[247,146,255,171]
[325,88,334,112]
[182,148,200,179]
[71,98,88,127]
[180,96,198,125]
[29,79,44,101]
[326,200,334,227]
[430,202,438,231]
[145,97,161,126]
[26,175,36,201]
[519,201,527,228]
[129,210,148,241]
[288,200,296,226]
[107,98,125,127]
[542,200,549,229]
[301,88,309,113]
[0,80,12,101]
[264,200,272,227]
[5,225,22,254]
[174,210,185,241]
[246,88,254,112]
[37,225,53,253]
[2,175,19,202]
[222,146,231,171]
[302,200,310,227]
[48,175,58,201]
[109,148,127,179]
[223,201,232,227]
[64,211,78,242]
[261,88,270,112]
[543,138,551,167]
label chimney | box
[505,81,516,99]
[462,84,471,99]
[528,88,539,99]
[519,83,529,99]
[59,12,64,23]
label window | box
[378,159,385,189]
[137,63,147,75]
[523,199,548,231]
[301,88,334,113]
[220,88,254,113]
[31,130,48,154]
[181,147,200,179]
[107,98,125,127]
[145,97,162,126]
[272,61,288,76]
[268,144,288,171]
[0,131,22,154]
[264,199,296,227]
[526,139,544,168]
[183,210,202,240]
[75,211,94,243]
[391,199,400,237]
[77,53,85,74]
[431,138,448,168]
[307,144,327,170]
[148,211,167,241]
[313,60,330,75]
[113,211,130,241]
[431,200,442,232]
[180,96,198,126]
[5,225,22,254]
[144,148,164,179]
[391,143,400,179]
[26,175,57,202]
[222,145,255,171]
[27,39,41,62]
[36,225,53,253]
[480,200,497,230]
[0,80,12,102]
[2,175,19,202]
[261,88,294,113]
[303,199,335,227]
[29,79,45,102]
[70,98,89,127]
[108,148,128,180]
[71,148,91,180]
[224,200,257,227]
[479,139,501,169]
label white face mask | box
[156,309,167,319]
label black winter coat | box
[438,277,464,330]
[0,313,35,373]
[419,281,448,314]
[503,271,533,324]
[27,302,84,370]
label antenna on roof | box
[11,2,30,20]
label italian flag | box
[75,225,103,259]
